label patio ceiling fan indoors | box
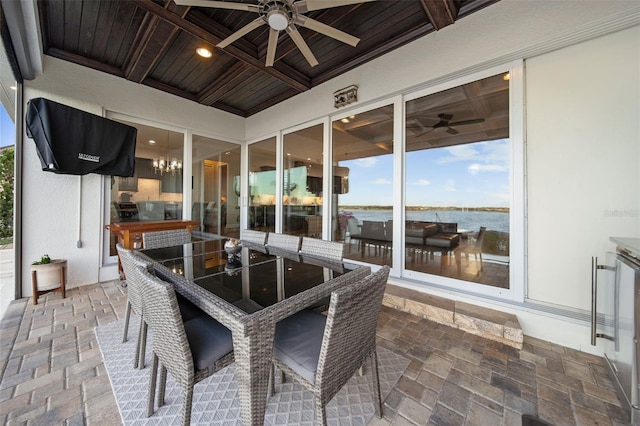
[174,0,375,67]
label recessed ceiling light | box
[503,73,510,81]
[196,47,212,58]
[340,118,349,123]
[149,140,156,145]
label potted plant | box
[30,254,67,304]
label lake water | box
[342,209,510,233]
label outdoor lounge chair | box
[270,266,390,426]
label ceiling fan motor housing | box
[261,0,294,30]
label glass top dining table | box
[137,237,371,425]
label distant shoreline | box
[341,206,509,213]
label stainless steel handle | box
[591,256,615,346]
[591,256,598,346]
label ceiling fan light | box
[267,11,289,30]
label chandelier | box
[151,130,182,175]
[153,157,182,175]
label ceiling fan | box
[174,0,375,67]
[418,113,485,135]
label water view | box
[341,207,509,233]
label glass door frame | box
[401,60,525,302]
[102,111,189,267]
[278,117,329,235]
[329,96,403,277]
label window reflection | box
[192,134,241,238]
[282,124,323,237]
[405,73,510,288]
[248,137,276,232]
[108,121,185,256]
[332,105,394,267]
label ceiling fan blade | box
[173,0,259,12]
[266,28,279,67]
[296,0,376,12]
[286,26,319,67]
[217,17,265,49]
[446,127,459,135]
[297,16,359,47]
[448,118,485,126]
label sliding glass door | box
[404,72,511,289]
[332,105,394,267]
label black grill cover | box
[25,98,137,176]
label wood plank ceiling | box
[37,0,500,117]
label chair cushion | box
[176,293,204,322]
[184,316,233,371]
[273,310,327,384]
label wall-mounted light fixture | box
[334,85,358,108]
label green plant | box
[32,254,52,265]
[0,148,14,239]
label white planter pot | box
[31,260,66,290]
[30,259,67,304]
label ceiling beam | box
[129,0,311,93]
[419,0,460,31]
[198,61,253,105]
[45,47,125,77]
[124,1,190,83]
[313,21,436,86]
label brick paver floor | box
[0,280,629,425]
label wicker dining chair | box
[132,265,234,426]
[270,265,390,426]
[142,229,192,249]
[117,244,205,369]
[116,244,152,369]
[266,232,301,253]
[299,237,344,261]
[240,229,268,247]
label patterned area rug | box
[96,317,409,425]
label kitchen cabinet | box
[161,172,183,193]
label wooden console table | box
[106,220,199,277]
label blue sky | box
[0,105,14,147]
[338,139,510,207]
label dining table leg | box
[233,320,275,425]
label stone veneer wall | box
[383,284,524,349]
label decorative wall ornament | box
[334,85,358,108]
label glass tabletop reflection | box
[141,239,353,314]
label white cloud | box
[444,179,456,192]
[436,140,510,176]
[468,163,508,175]
[354,157,378,168]
[414,179,431,186]
[437,145,479,164]
[371,178,391,185]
